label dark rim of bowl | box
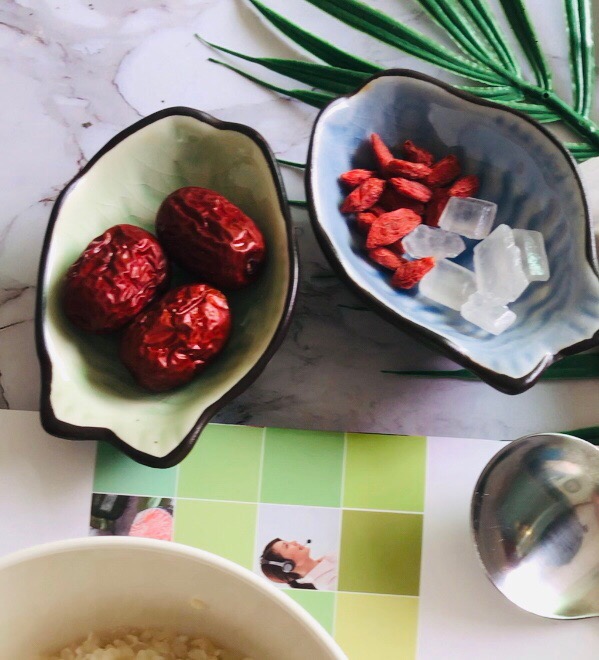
[305,68,599,395]
[35,106,299,468]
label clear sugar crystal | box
[439,196,497,239]
[419,259,476,311]
[460,292,517,335]
[473,224,529,303]
[403,225,466,259]
[513,228,550,282]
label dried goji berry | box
[402,140,434,166]
[385,158,432,180]
[391,257,436,289]
[389,177,433,203]
[426,155,461,187]
[449,174,480,198]
[370,133,394,170]
[378,187,404,212]
[340,177,385,213]
[425,188,450,227]
[379,187,426,215]
[397,196,425,215]
[355,212,377,234]
[339,169,375,188]
[388,239,405,255]
[368,248,406,270]
[369,204,386,216]
[365,209,422,249]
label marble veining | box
[0,0,597,439]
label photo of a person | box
[260,538,338,590]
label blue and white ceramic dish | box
[306,69,599,394]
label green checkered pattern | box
[93,425,426,659]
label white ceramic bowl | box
[0,537,345,660]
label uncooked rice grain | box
[42,627,252,660]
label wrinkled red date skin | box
[156,187,266,289]
[62,224,169,333]
[120,284,232,392]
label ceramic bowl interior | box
[307,70,599,393]
[37,108,297,466]
[0,537,344,659]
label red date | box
[62,224,169,333]
[156,187,266,290]
[120,284,232,392]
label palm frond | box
[203,1,599,156]
[198,36,368,94]
[500,101,560,123]
[455,0,522,74]
[564,0,595,117]
[277,159,306,168]
[497,0,552,89]
[303,0,505,84]
[382,355,599,380]
[564,426,599,444]
[458,84,523,101]
[208,58,334,108]
[246,0,381,73]
[565,141,599,161]
[413,0,500,64]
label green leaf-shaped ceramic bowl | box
[36,108,298,468]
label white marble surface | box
[0,0,597,440]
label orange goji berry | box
[402,140,434,166]
[389,177,433,203]
[384,159,432,180]
[368,248,406,270]
[388,238,405,255]
[397,196,425,215]
[339,169,376,188]
[449,174,480,198]
[370,133,394,170]
[426,155,461,187]
[391,257,436,289]
[355,212,377,235]
[425,188,450,227]
[365,209,422,249]
[378,187,404,212]
[379,187,426,215]
[340,177,385,213]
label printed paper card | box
[91,425,427,658]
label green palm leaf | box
[382,355,599,381]
[458,84,523,101]
[208,58,334,108]
[303,0,505,84]
[198,36,368,94]
[413,0,499,64]
[455,0,522,74]
[497,0,553,89]
[500,101,560,123]
[277,159,306,168]
[564,0,595,117]
[203,1,599,165]
[246,0,381,73]
[565,142,599,161]
[564,426,599,444]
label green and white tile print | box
[93,424,426,659]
